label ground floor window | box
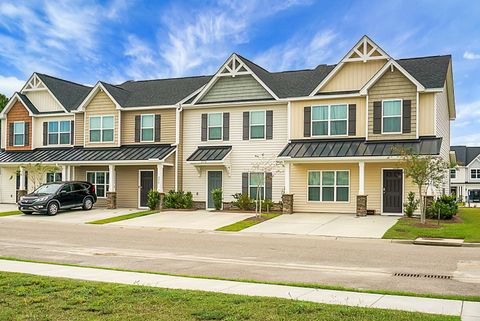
[46,172,62,183]
[249,172,265,200]
[86,171,109,197]
[308,170,349,202]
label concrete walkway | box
[0,259,478,320]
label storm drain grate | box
[393,272,452,280]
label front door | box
[383,169,403,214]
[139,170,154,208]
[207,171,222,209]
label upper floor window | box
[471,169,480,179]
[140,114,154,142]
[250,111,266,139]
[48,121,71,145]
[13,122,25,146]
[90,116,114,143]
[208,113,223,140]
[312,104,348,136]
[249,172,265,200]
[308,170,350,202]
[382,100,402,134]
[450,169,456,179]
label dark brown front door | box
[139,170,154,208]
[383,169,403,213]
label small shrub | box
[231,193,254,211]
[211,188,223,210]
[163,190,193,209]
[403,191,419,217]
[427,195,458,220]
[146,190,161,210]
[261,199,274,212]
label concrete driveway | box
[110,210,253,231]
[241,213,399,238]
[1,206,137,224]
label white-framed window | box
[90,116,114,143]
[311,104,348,136]
[382,99,402,134]
[308,170,350,202]
[249,172,265,200]
[48,121,71,145]
[86,171,109,198]
[13,121,25,146]
[471,169,480,179]
[208,113,223,140]
[249,110,266,139]
[450,169,456,179]
[140,114,154,142]
[46,172,62,183]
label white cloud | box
[463,51,480,60]
[452,133,480,146]
[0,75,26,97]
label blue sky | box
[0,0,479,145]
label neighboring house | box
[450,146,480,202]
[0,35,455,214]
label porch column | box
[106,165,117,209]
[61,166,68,181]
[17,166,27,201]
[356,161,367,216]
[284,163,290,194]
[70,166,76,181]
[157,163,165,210]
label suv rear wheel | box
[47,202,59,216]
[83,197,93,211]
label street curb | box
[463,243,480,248]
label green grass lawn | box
[383,207,480,242]
[216,212,281,231]
[0,210,22,217]
[0,271,459,321]
[87,210,158,224]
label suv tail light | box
[90,185,95,194]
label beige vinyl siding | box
[200,75,272,103]
[163,152,176,191]
[84,91,119,148]
[368,68,417,140]
[321,60,386,92]
[418,93,435,136]
[74,113,84,146]
[32,115,74,148]
[182,103,287,203]
[75,166,109,207]
[121,108,176,145]
[25,90,63,113]
[290,97,366,139]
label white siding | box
[25,90,64,113]
[0,167,17,203]
[32,115,74,148]
[182,103,287,204]
[200,75,272,103]
[0,119,5,149]
[435,84,451,194]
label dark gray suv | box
[18,181,97,215]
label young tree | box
[11,163,61,191]
[396,148,448,224]
[250,153,284,217]
[0,93,8,113]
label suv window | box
[60,184,72,193]
[73,183,86,191]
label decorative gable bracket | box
[344,36,389,63]
[23,73,46,91]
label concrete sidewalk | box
[0,259,478,319]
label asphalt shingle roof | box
[451,146,480,166]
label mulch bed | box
[243,215,271,223]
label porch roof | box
[278,137,442,159]
[187,146,232,162]
[0,144,175,164]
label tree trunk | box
[419,186,426,224]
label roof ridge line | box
[36,73,91,89]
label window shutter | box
[243,112,249,140]
[223,112,229,141]
[304,107,311,137]
[43,122,48,145]
[70,120,74,145]
[134,115,141,143]
[242,173,248,195]
[373,101,382,134]
[24,122,29,146]
[201,113,207,141]
[266,110,273,140]
[8,123,13,146]
[402,100,411,133]
[265,172,272,200]
[348,104,356,136]
[154,114,161,142]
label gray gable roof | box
[36,73,92,111]
[17,93,39,114]
[397,55,451,89]
[451,146,480,166]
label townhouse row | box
[0,36,456,214]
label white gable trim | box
[20,73,69,113]
[309,36,390,96]
[466,156,480,168]
[75,82,122,112]
[0,93,35,118]
[359,60,425,95]
[191,53,278,104]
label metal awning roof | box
[0,144,175,164]
[187,146,232,162]
[279,137,442,159]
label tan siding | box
[290,97,366,139]
[25,90,63,112]
[200,75,272,103]
[32,115,74,148]
[74,113,84,146]
[84,91,119,148]
[418,93,435,136]
[321,60,386,92]
[367,68,417,140]
[75,166,109,207]
[121,108,176,145]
